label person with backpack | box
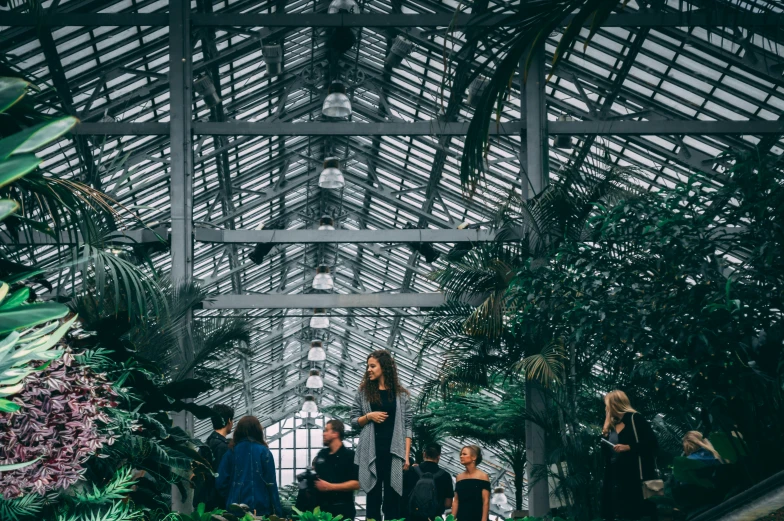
[404,443,454,521]
[193,404,234,511]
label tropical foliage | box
[417,380,527,509]
[0,352,119,497]
[0,74,251,521]
[420,147,784,519]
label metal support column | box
[169,0,194,512]
[524,40,550,517]
[524,42,548,199]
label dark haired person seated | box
[312,419,360,520]
[403,443,454,521]
[193,404,234,511]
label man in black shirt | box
[403,443,454,521]
[313,419,360,520]
[193,404,234,510]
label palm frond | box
[514,339,566,387]
[175,318,253,386]
[0,493,45,521]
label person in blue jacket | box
[216,415,282,516]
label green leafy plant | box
[0,493,46,521]
[175,502,226,521]
[0,76,77,224]
[292,506,343,521]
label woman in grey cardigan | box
[350,349,412,521]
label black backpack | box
[408,466,444,520]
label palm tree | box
[417,379,528,510]
[420,152,630,389]
[454,0,781,194]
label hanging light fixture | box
[554,114,574,149]
[306,369,324,389]
[312,265,334,291]
[194,75,221,108]
[310,308,330,329]
[328,0,359,13]
[308,340,327,361]
[318,216,336,230]
[467,77,489,108]
[386,36,414,69]
[491,487,508,508]
[262,45,283,76]
[301,395,319,415]
[322,82,352,118]
[318,157,345,189]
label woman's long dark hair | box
[359,349,409,404]
[229,416,268,449]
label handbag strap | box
[631,413,644,481]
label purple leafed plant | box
[0,352,119,498]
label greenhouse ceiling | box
[1,0,783,485]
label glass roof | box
[2,0,783,502]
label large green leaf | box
[0,116,78,161]
[0,77,29,114]
[0,456,42,472]
[0,302,69,334]
[0,154,41,188]
[0,287,29,310]
[0,397,21,413]
[0,199,19,222]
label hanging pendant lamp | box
[312,266,334,290]
[318,216,336,230]
[318,157,345,189]
[322,82,352,118]
[328,0,359,13]
[306,369,324,389]
[491,487,508,508]
[301,395,319,415]
[310,308,329,329]
[308,340,327,361]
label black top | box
[313,445,359,508]
[371,390,397,453]
[455,479,490,521]
[403,461,454,518]
[193,431,229,510]
[602,412,658,481]
[601,412,659,520]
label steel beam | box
[194,228,496,244]
[5,11,782,28]
[193,120,524,136]
[524,42,550,518]
[168,0,194,511]
[0,226,169,246]
[200,293,446,309]
[70,119,784,136]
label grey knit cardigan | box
[350,390,413,495]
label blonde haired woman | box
[683,431,722,464]
[601,390,659,521]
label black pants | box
[366,451,401,521]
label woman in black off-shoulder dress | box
[453,445,490,521]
